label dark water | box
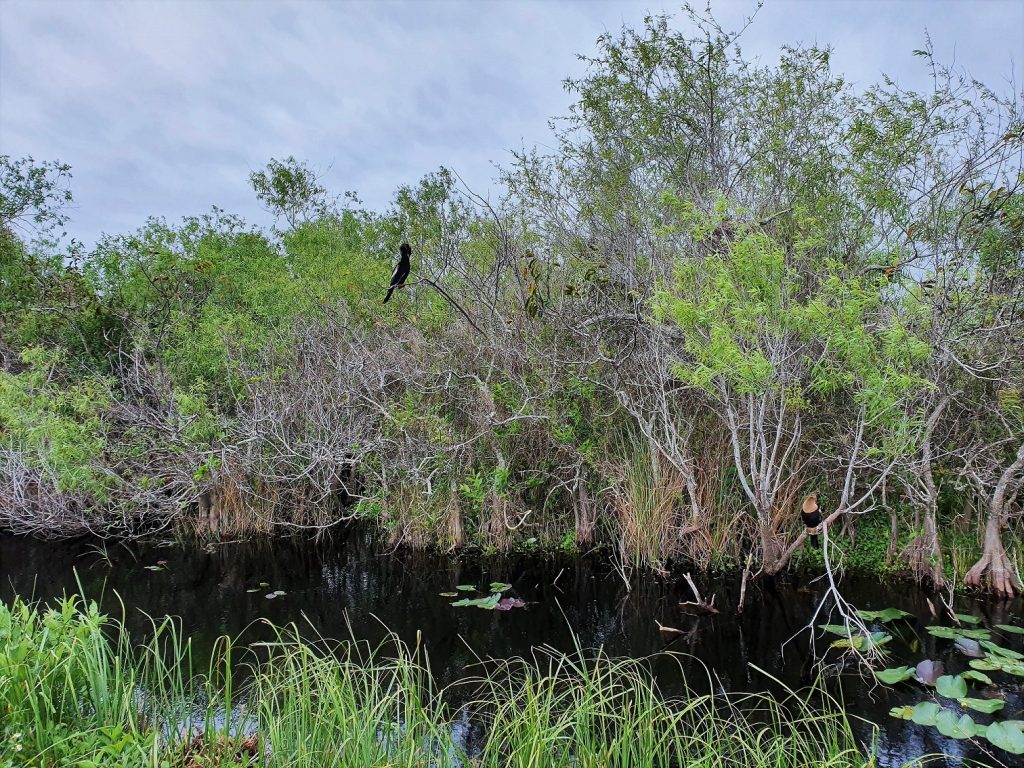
[1,530,1021,766]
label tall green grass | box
[0,597,160,765]
[0,595,873,767]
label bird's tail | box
[382,286,395,304]
[810,534,820,546]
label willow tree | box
[503,8,856,550]
[654,202,923,573]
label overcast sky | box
[2,0,1022,247]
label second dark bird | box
[801,493,822,545]
[383,243,412,304]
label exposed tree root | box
[965,517,1022,598]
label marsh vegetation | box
[2,9,1023,596]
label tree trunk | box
[906,419,947,590]
[965,514,1022,598]
[760,513,785,574]
[965,441,1024,598]
[443,491,464,551]
[913,508,946,589]
[574,479,596,548]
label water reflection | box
[1,530,1020,766]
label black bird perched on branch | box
[801,493,822,545]
[383,243,412,304]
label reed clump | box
[1,595,872,767]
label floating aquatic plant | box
[874,666,915,684]
[884,616,1023,754]
[857,608,911,623]
[451,593,501,609]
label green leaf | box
[875,666,915,684]
[910,701,942,726]
[962,670,993,685]
[969,657,1003,672]
[995,624,1024,635]
[439,592,458,597]
[489,582,513,593]
[954,613,981,625]
[451,593,501,610]
[857,608,911,623]
[935,674,968,699]
[928,625,991,641]
[958,697,1005,714]
[868,631,892,649]
[957,627,992,640]
[819,624,851,636]
[986,721,1024,754]
[1002,661,1024,677]
[981,640,1024,660]
[971,721,992,738]
[455,585,477,592]
[935,710,976,740]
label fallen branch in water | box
[679,572,718,614]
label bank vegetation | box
[1,9,1022,595]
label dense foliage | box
[1,9,1022,595]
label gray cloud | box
[2,0,1021,247]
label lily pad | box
[455,585,477,592]
[927,625,991,641]
[986,721,1024,755]
[439,592,458,597]
[875,666,915,684]
[970,656,1004,672]
[857,608,912,623]
[958,697,1005,714]
[954,613,981,625]
[962,670,993,685]
[935,710,976,740]
[263,590,286,599]
[1003,661,1024,677]
[832,631,891,652]
[911,701,942,726]
[819,624,851,636]
[452,593,501,610]
[915,659,944,686]
[981,640,1024,661]
[995,624,1024,635]
[259,581,269,587]
[489,582,513,593]
[936,674,968,699]
[144,565,164,571]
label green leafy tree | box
[250,156,332,230]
